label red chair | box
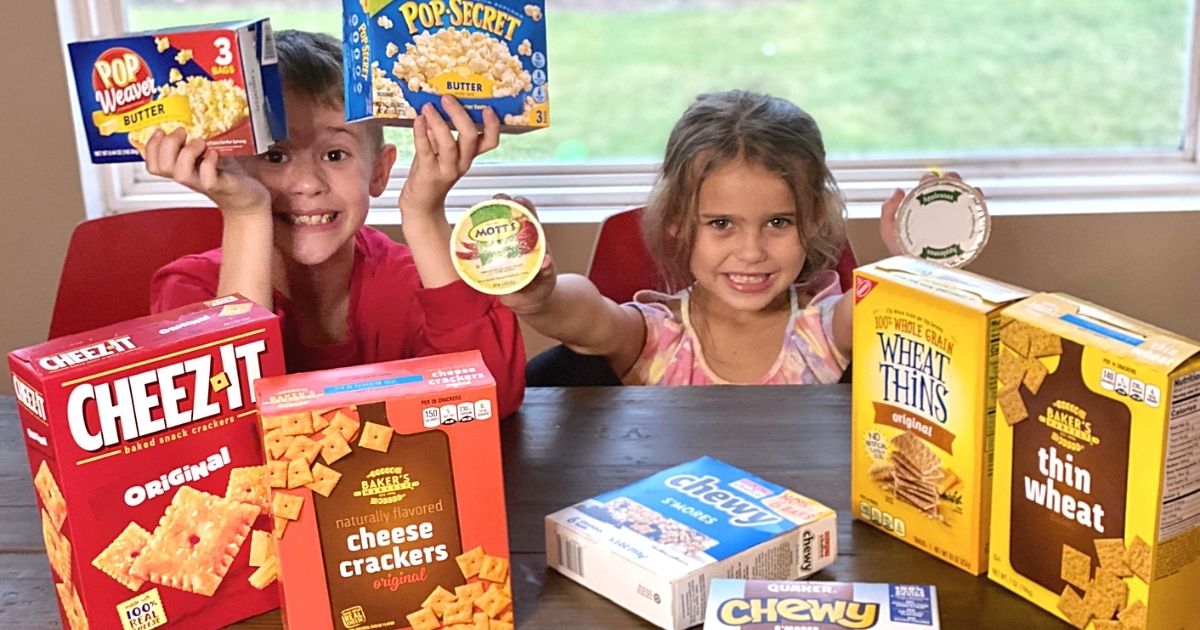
[587,206,857,303]
[48,208,223,339]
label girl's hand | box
[879,170,963,257]
[399,95,500,223]
[494,194,558,315]
[142,128,270,217]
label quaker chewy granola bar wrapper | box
[989,293,1200,630]
[705,579,940,630]
[344,0,549,131]
[69,19,285,163]
[7,295,285,629]
[253,351,512,630]
[545,457,837,630]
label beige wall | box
[2,6,1197,393]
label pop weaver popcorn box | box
[6,295,284,630]
[545,457,837,630]
[988,293,1200,630]
[705,579,940,630]
[851,256,1031,575]
[252,350,511,630]
[68,18,286,163]
[343,0,549,132]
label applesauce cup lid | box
[450,198,546,295]
[895,176,990,268]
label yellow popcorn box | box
[851,256,1031,574]
[989,293,1200,629]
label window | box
[72,0,1200,220]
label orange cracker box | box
[851,256,1031,574]
[253,350,511,630]
[989,293,1200,630]
[6,295,285,630]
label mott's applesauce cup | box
[451,198,545,295]
[895,176,990,268]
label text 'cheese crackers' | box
[8,295,285,630]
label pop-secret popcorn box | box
[253,351,511,630]
[545,457,837,630]
[7,296,284,630]
[851,256,1031,575]
[68,19,286,163]
[989,293,1200,630]
[705,579,940,630]
[343,0,549,131]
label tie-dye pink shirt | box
[622,270,848,385]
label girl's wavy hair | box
[642,90,846,292]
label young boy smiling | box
[147,30,525,416]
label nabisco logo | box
[854,276,877,304]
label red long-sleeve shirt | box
[150,226,525,417]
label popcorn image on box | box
[988,293,1200,630]
[68,18,286,163]
[252,350,511,630]
[7,295,285,630]
[705,579,940,630]
[851,256,1031,575]
[545,456,837,630]
[343,0,549,131]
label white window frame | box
[66,0,1200,223]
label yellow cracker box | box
[851,256,1031,574]
[989,293,1200,629]
[7,295,284,629]
[254,351,511,630]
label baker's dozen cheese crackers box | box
[545,456,837,630]
[7,295,284,630]
[253,350,511,630]
[705,579,940,629]
[851,256,1031,574]
[989,293,1200,630]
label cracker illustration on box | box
[255,351,510,630]
[989,293,1200,629]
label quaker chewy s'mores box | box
[7,296,284,630]
[705,579,940,630]
[989,293,1200,630]
[253,351,511,630]
[68,19,285,163]
[545,457,837,630]
[851,256,1031,574]
[343,0,549,131]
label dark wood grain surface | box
[0,387,1067,629]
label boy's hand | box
[879,170,963,257]
[494,194,557,315]
[142,128,270,217]
[399,95,500,222]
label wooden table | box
[0,386,1067,629]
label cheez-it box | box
[253,351,511,630]
[989,293,1200,630]
[7,295,285,630]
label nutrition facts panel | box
[1161,371,1200,540]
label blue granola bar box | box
[343,0,549,132]
[706,579,941,630]
[68,19,285,163]
[545,457,838,630]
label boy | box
[146,30,525,416]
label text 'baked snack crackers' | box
[253,351,510,630]
[705,579,940,630]
[68,19,285,164]
[343,0,549,132]
[989,293,1200,630]
[8,295,285,629]
[851,256,1031,575]
[545,457,837,630]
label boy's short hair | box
[275,29,384,150]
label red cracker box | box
[253,351,511,630]
[7,295,284,630]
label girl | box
[503,89,905,385]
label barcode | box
[558,534,584,577]
[260,20,277,64]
